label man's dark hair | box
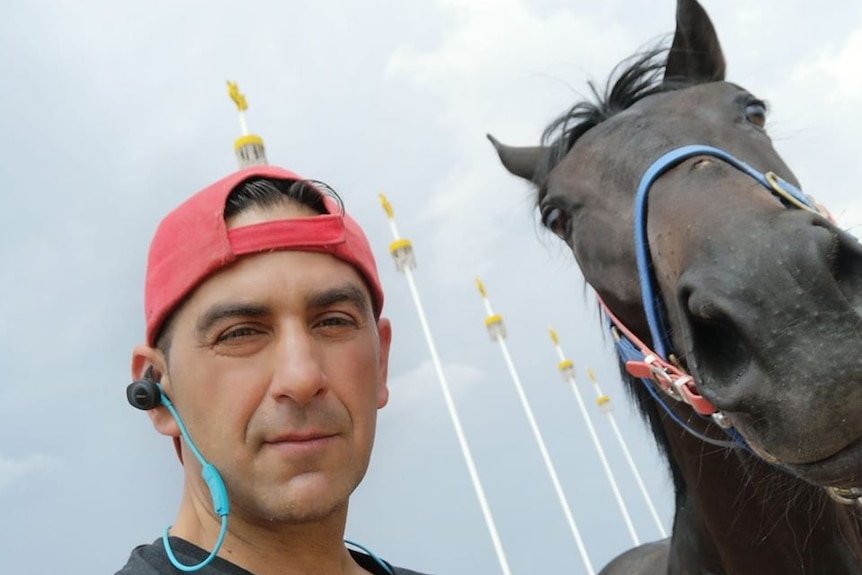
[224,177,342,220]
[154,177,343,357]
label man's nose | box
[269,325,326,405]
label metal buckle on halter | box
[647,361,685,401]
[710,411,733,429]
[826,486,862,509]
[641,354,686,400]
[672,374,695,404]
[635,354,673,395]
[632,353,690,403]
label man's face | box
[157,202,391,524]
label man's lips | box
[262,432,339,453]
[266,431,337,443]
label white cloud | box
[793,25,862,101]
[733,6,765,25]
[388,358,485,412]
[386,0,636,288]
[0,454,57,493]
[387,0,630,133]
[390,0,578,85]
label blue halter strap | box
[619,144,827,451]
[635,144,823,360]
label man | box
[118,165,431,575]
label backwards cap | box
[145,165,384,346]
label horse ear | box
[663,0,726,84]
[487,134,550,183]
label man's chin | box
[246,477,354,524]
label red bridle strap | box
[597,295,717,416]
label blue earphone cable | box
[159,387,230,572]
[162,519,229,572]
[345,539,395,575]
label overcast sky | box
[3,0,862,573]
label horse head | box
[491,0,862,505]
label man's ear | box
[131,344,166,382]
[130,344,179,438]
[376,317,392,409]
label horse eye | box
[745,101,767,128]
[541,206,571,240]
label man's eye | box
[217,326,260,342]
[316,315,357,329]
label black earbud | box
[127,379,161,410]
[127,367,162,410]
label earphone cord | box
[162,518,229,572]
[159,390,231,572]
[345,539,396,575]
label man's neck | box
[171,489,369,575]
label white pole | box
[477,281,595,575]
[550,331,639,546]
[586,368,668,538]
[380,196,512,575]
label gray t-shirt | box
[116,537,432,575]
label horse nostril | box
[822,225,862,309]
[687,313,751,387]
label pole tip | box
[475,277,487,298]
[227,80,248,112]
[379,193,394,218]
[549,328,559,345]
[587,367,597,382]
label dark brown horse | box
[489,1,862,573]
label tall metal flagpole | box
[550,329,639,546]
[379,196,512,575]
[586,367,668,538]
[475,279,595,575]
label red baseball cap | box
[144,165,384,346]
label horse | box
[488,1,862,573]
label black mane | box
[536,43,690,185]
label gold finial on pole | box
[475,277,487,298]
[227,80,248,111]
[379,193,394,219]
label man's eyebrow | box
[195,303,271,336]
[306,284,370,314]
